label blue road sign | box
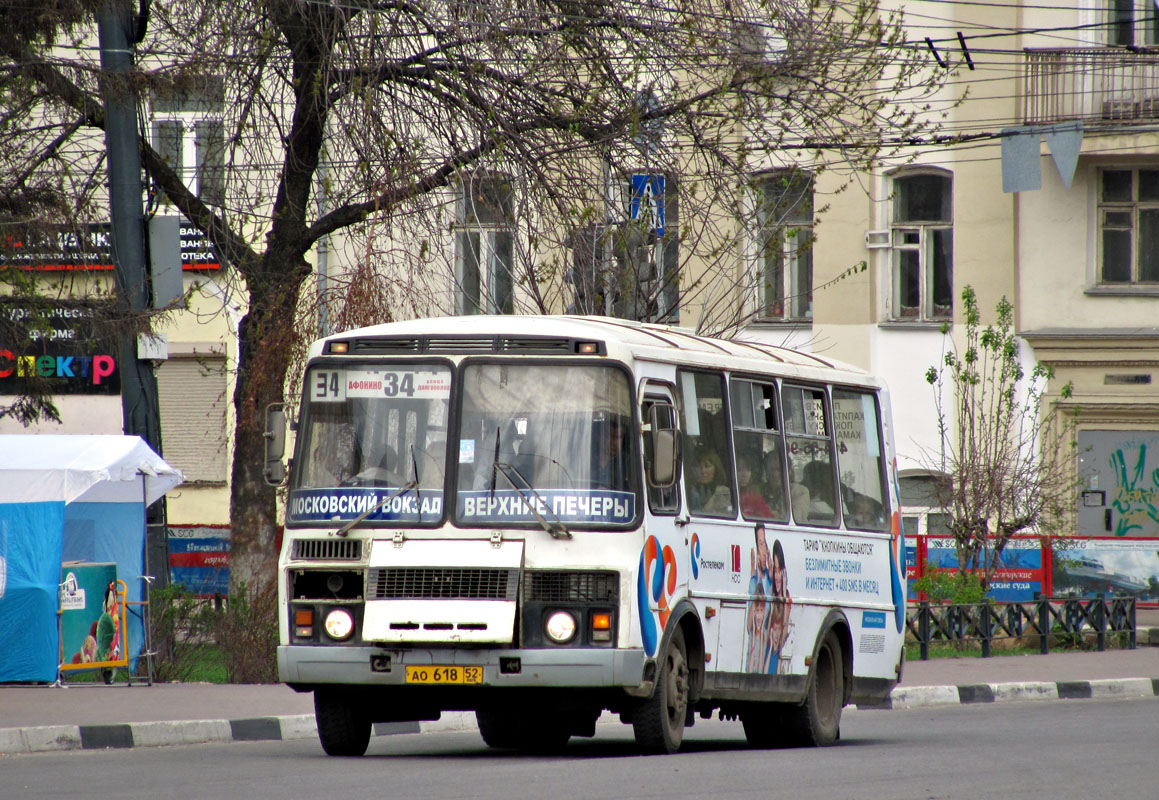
[629,174,665,236]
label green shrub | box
[146,579,278,684]
[914,569,987,605]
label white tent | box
[0,435,182,682]
[0,434,182,506]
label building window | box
[757,169,813,321]
[1107,0,1159,47]
[1098,168,1159,285]
[892,172,953,320]
[150,77,226,207]
[454,174,515,315]
[156,354,228,484]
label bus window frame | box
[289,355,456,528]
[677,367,738,520]
[781,381,842,529]
[830,383,891,533]
[728,372,791,525]
[449,355,644,532]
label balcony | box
[1023,48,1159,126]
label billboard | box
[168,526,230,597]
[0,221,222,271]
[0,301,120,395]
[1052,537,1159,602]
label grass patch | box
[60,644,230,684]
[906,632,1136,662]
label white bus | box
[265,315,907,755]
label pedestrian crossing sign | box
[629,174,665,237]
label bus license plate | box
[405,665,483,685]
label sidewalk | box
[4,638,1158,755]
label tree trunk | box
[228,254,311,592]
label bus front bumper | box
[278,644,648,690]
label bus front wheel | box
[314,689,372,757]
[632,625,690,754]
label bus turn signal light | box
[592,613,612,642]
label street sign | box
[629,174,665,237]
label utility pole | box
[98,1,170,591]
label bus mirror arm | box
[494,462,572,540]
[335,480,419,538]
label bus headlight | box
[323,608,355,641]
[545,611,577,644]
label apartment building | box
[736,2,1159,541]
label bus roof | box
[312,315,878,386]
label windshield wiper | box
[410,444,422,525]
[493,461,571,540]
[336,480,419,538]
[488,424,570,540]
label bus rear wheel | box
[314,689,372,757]
[787,630,844,746]
[632,625,689,754]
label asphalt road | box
[4,696,1155,800]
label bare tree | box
[924,286,1080,589]
[0,0,945,587]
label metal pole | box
[98,2,170,605]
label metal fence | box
[906,594,1137,661]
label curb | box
[3,679,1157,755]
[0,712,472,756]
[867,677,1159,711]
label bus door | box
[673,369,749,675]
[635,375,685,659]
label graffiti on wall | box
[1078,432,1159,538]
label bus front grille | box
[368,567,518,600]
[292,538,363,561]
[523,570,619,603]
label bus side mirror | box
[264,403,287,485]
[647,402,680,488]
[652,429,678,486]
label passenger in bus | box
[687,448,732,515]
[591,413,628,491]
[313,442,357,486]
[843,487,884,529]
[788,461,811,521]
[802,459,836,521]
[737,455,776,519]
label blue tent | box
[0,435,182,682]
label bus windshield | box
[288,363,451,525]
[454,363,637,528]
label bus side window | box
[832,389,889,531]
[678,370,735,518]
[783,384,838,526]
[729,378,788,523]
